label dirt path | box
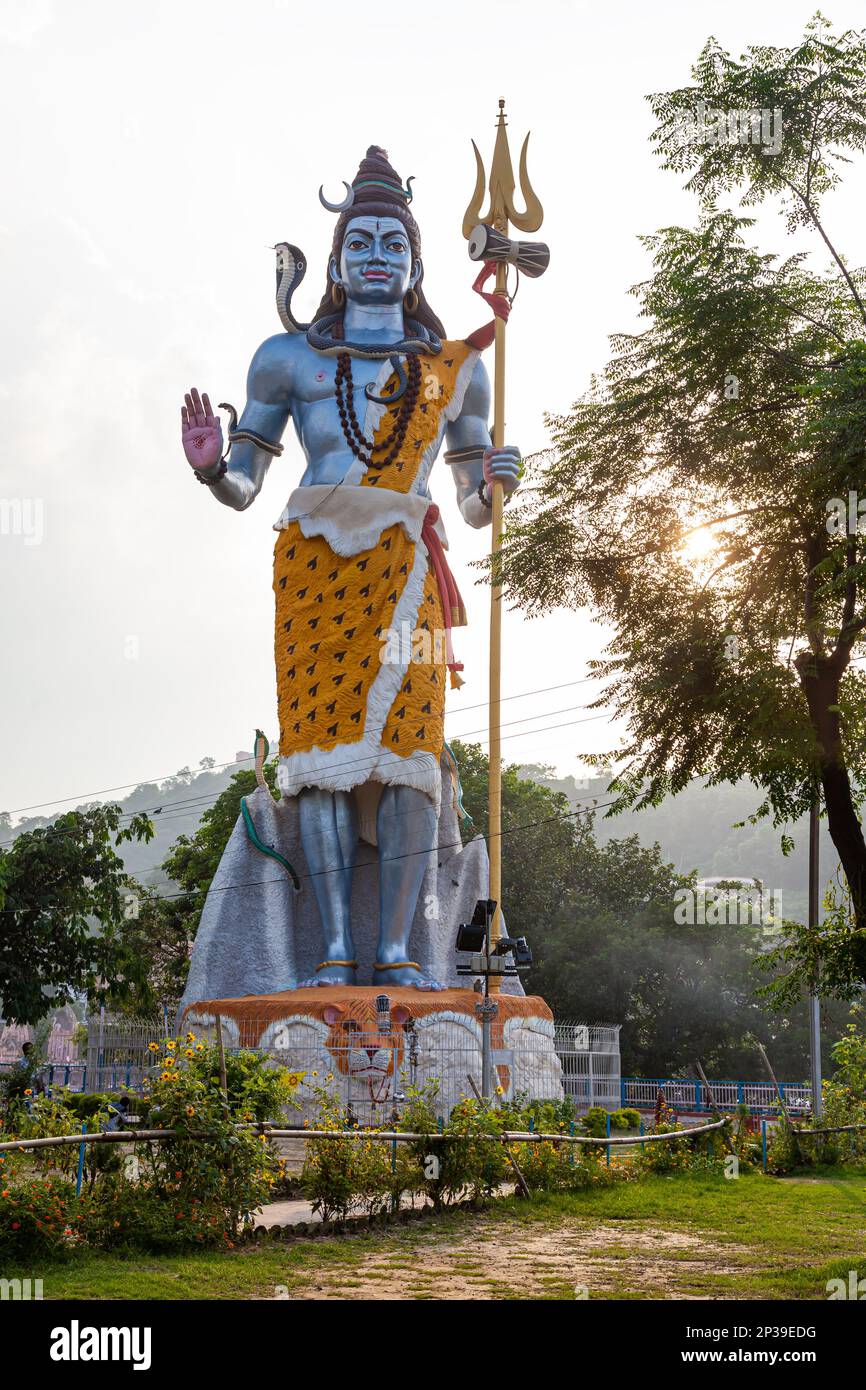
[279,1216,760,1300]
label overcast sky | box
[2,0,865,821]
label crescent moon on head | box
[318,181,355,213]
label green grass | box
[8,1168,866,1300]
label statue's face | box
[331,215,420,307]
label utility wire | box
[0,794,620,915]
[3,675,603,818]
[0,708,612,850]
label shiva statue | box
[180,147,520,991]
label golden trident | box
[462,100,545,990]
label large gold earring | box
[331,282,346,309]
[403,287,419,314]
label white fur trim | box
[277,535,442,808]
[273,484,430,555]
[444,349,480,423]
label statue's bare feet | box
[372,963,446,990]
[298,963,357,987]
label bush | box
[764,1120,800,1176]
[0,1030,302,1258]
[14,1090,125,1187]
[301,1083,366,1222]
[580,1107,610,1138]
[503,1094,577,1133]
[134,1032,294,1240]
[80,1179,233,1253]
[0,1176,84,1259]
[444,1097,510,1203]
[63,1091,147,1123]
[611,1108,642,1131]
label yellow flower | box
[148,1042,159,1053]
[186,1032,196,1043]
[163,1056,175,1068]
[196,1043,205,1052]
[23,1089,32,1097]
[286,1071,305,1086]
[165,1040,176,1051]
[495,1085,504,1096]
[184,1048,194,1058]
[159,1072,171,1082]
[186,1106,195,1117]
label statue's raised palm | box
[181,388,223,472]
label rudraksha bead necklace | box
[335,352,421,469]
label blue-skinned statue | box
[180,147,520,992]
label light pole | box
[456,899,532,1099]
[808,798,823,1120]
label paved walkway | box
[256,1191,436,1228]
[256,1198,319,1227]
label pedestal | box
[181,985,563,1122]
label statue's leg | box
[374,784,444,990]
[297,787,358,986]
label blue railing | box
[0,1062,148,1095]
[621,1077,812,1115]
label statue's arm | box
[443,357,521,529]
[182,335,293,512]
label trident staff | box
[462,101,548,987]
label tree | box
[0,806,154,1024]
[450,743,840,1076]
[499,17,866,984]
[107,887,195,1018]
[449,740,579,934]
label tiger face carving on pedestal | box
[183,987,563,1124]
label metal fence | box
[622,1077,812,1115]
[84,1016,164,1094]
[556,1024,621,1114]
[218,1016,620,1127]
[3,1014,624,1121]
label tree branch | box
[781,175,866,329]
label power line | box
[0,706,611,850]
[150,793,622,903]
[0,711,615,888]
[2,675,603,818]
[0,794,620,915]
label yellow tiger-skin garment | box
[272,340,478,812]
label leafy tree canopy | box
[0,806,153,1024]
[452,743,845,1076]
[499,16,866,983]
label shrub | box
[764,1120,800,1176]
[0,1176,84,1259]
[301,1083,366,1222]
[135,1032,292,1240]
[12,1090,125,1188]
[517,1138,564,1191]
[63,1091,147,1123]
[80,1179,232,1253]
[611,1108,641,1131]
[580,1107,610,1138]
[503,1094,577,1133]
[0,1031,301,1257]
